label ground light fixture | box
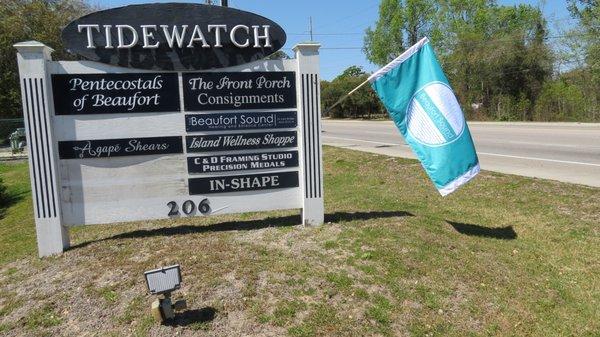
[144,264,187,323]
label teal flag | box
[369,37,479,196]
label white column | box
[14,41,69,257]
[293,43,324,226]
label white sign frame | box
[15,41,324,257]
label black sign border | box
[188,171,299,195]
[61,3,288,71]
[52,72,181,116]
[187,150,299,174]
[183,71,297,112]
[58,136,183,159]
[186,131,297,153]
[185,111,297,132]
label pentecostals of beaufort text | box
[68,75,164,111]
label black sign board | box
[188,150,299,174]
[61,3,287,71]
[189,171,299,195]
[58,136,183,159]
[183,72,296,111]
[52,73,180,115]
[185,111,297,132]
[186,131,296,153]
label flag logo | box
[406,82,465,146]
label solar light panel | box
[144,265,182,295]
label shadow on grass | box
[448,221,517,240]
[0,190,27,220]
[165,307,217,327]
[70,210,413,250]
[326,210,412,223]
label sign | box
[15,7,324,258]
[187,151,299,174]
[183,72,296,111]
[185,111,297,132]
[61,3,287,71]
[186,131,297,153]
[52,73,180,115]
[58,137,183,159]
[189,171,299,195]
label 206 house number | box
[167,199,210,216]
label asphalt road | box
[322,120,600,187]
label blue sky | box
[92,0,573,80]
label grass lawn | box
[0,146,598,336]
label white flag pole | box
[324,37,431,115]
[323,77,371,115]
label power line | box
[282,47,363,51]
[546,16,578,23]
[312,2,379,31]
[321,47,364,50]
[286,29,594,43]
[288,32,365,36]
[290,32,596,51]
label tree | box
[320,66,385,119]
[0,0,92,118]
[568,0,600,69]
[534,79,586,121]
[363,0,553,121]
[0,177,6,205]
[265,50,291,60]
[339,65,365,78]
[363,0,437,66]
[566,0,600,121]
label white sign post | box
[15,40,324,257]
[295,43,325,227]
[15,42,70,256]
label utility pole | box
[309,17,313,41]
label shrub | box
[0,177,7,205]
[533,80,587,121]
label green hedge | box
[0,177,7,205]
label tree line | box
[0,0,598,122]
[323,0,599,122]
[321,66,387,119]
